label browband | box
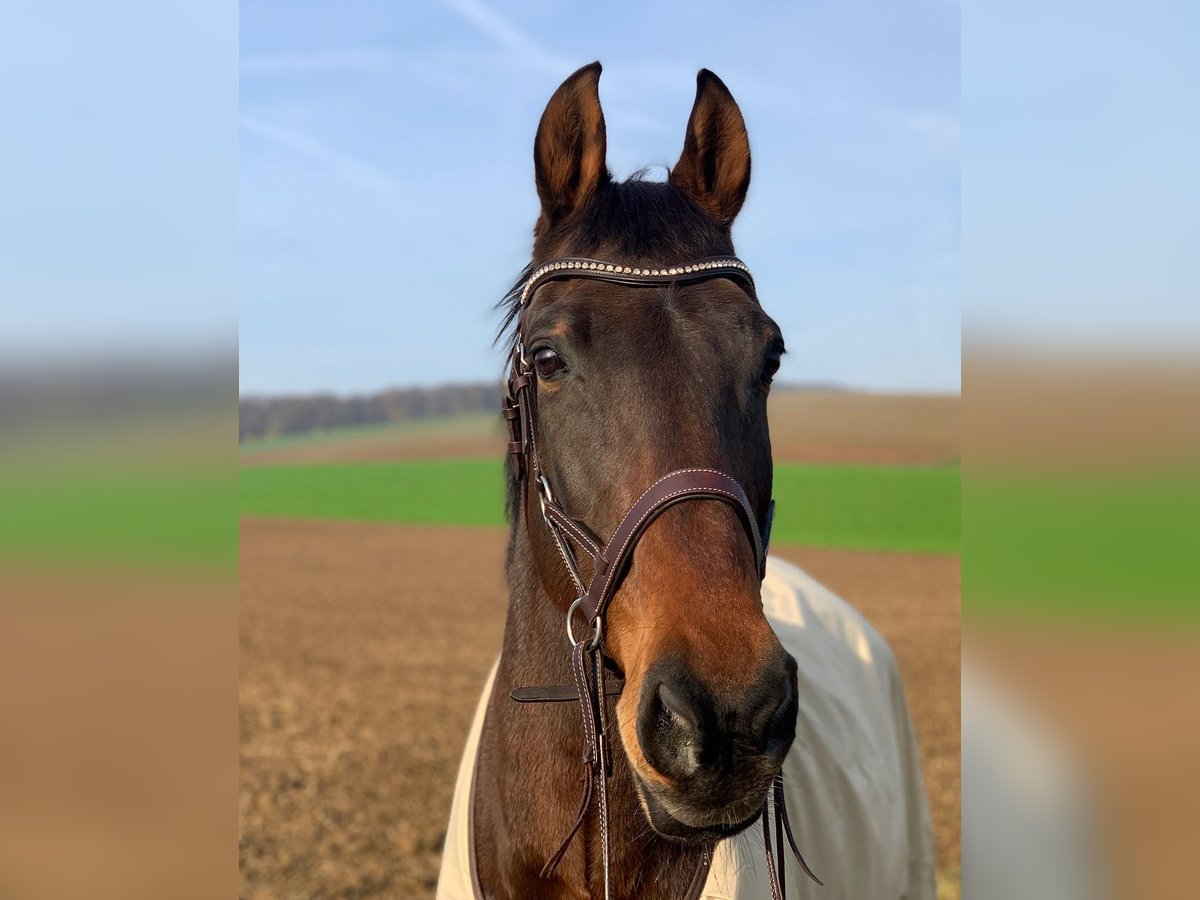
[520,255,756,306]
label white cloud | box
[239,116,397,198]
[433,0,571,76]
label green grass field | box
[964,467,1200,619]
[0,468,236,570]
[239,459,961,554]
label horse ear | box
[534,62,610,227]
[670,70,751,228]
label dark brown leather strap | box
[520,256,756,307]
[579,469,764,625]
[540,500,603,558]
[775,774,823,886]
[502,371,534,478]
[539,640,604,880]
[683,847,716,900]
[510,679,624,703]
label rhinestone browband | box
[520,255,755,306]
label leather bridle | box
[500,256,820,900]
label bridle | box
[500,255,820,900]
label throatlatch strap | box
[541,641,605,880]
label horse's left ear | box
[670,70,751,228]
[534,62,610,228]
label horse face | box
[522,63,797,841]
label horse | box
[437,63,936,900]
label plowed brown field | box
[240,518,959,899]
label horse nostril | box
[752,676,797,758]
[656,682,704,777]
[637,660,796,784]
[657,682,700,731]
[638,679,706,780]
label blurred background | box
[2,2,1197,900]
[962,3,1200,899]
[1,2,237,899]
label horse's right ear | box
[534,62,609,228]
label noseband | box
[500,256,819,899]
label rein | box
[500,255,820,899]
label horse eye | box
[763,349,782,384]
[533,347,564,380]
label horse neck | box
[471,491,707,899]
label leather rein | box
[500,255,820,899]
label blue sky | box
[239,0,961,395]
[2,1,237,360]
[6,2,1194,391]
[963,0,1199,350]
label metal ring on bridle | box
[537,473,555,508]
[566,597,603,650]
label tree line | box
[239,382,499,442]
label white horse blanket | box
[437,557,936,899]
